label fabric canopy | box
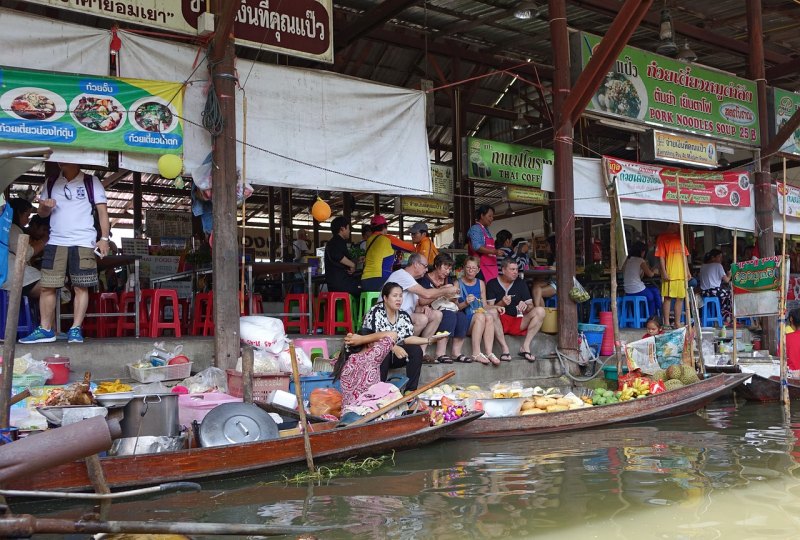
[573,157,756,232]
[772,186,800,235]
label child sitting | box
[512,238,531,271]
[642,316,664,339]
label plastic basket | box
[288,375,342,402]
[602,364,629,381]
[11,374,48,388]
[578,323,606,350]
[127,362,193,383]
[226,370,290,401]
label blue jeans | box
[438,310,468,338]
[627,286,662,320]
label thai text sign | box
[731,256,786,317]
[395,197,450,219]
[507,186,549,205]
[239,227,270,257]
[773,87,800,156]
[21,0,334,64]
[777,183,800,219]
[605,157,752,207]
[0,66,183,154]
[145,210,192,238]
[430,164,453,200]
[652,130,717,167]
[575,32,760,146]
[466,137,554,188]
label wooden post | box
[780,158,790,406]
[602,164,623,376]
[241,346,254,404]
[132,171,143,237]
[210,1,241,369]
[0,234,30,428]
[675,175,695,368]
[732,231,738,366]
[289,343,314,473]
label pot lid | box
[198,403,279,447]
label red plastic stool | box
[178,298,191,335]
[239,293,265,316]
[283,293,309,334]
[149,289,182,337]
[192,292,214,336]
[313,292,353,335]
[97,292,119,338]
[83,293,101,337]
[116,292,137,337]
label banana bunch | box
[619,378,651,401]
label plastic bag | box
[655,327,686,369]
[240,316,287,353]
[309,387,342,418]
[191,153,213,191]
[273,346,312,375]
[568,277,591,303]
[234,349,281,374]
[578,333,597,365]
[179,367,228,394]
[625,337,659,374]
[143,342,183,367]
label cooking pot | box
[120,393,180,437]
[44,355,70,385]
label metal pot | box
[109,434,187,456]
[120,393,179,437]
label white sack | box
[239,316,286,353]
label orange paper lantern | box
[311,197,331,222]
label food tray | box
[127,362,193,383]
[226,370,290,401]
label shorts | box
[661,279,686,299]
[499,312,528,336]
[40,245,98,289]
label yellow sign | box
[396,197,450,219]
[507,186,550,205]
[653,130,717,167]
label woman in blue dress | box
[456,256,499,366]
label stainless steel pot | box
[120,393,179,437]
[109,434,187,456]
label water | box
[15,399,800,539]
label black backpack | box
[46,173,102,241]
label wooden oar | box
[9,389,30,407]
[288,342,314,473]
[348,371,455,427]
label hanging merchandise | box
[311,197,331,222]
[158,154,183,179]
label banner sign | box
[430,163,453,200]
[773,87,800,156]
[507,185,549,205]
[605,157,752,207]
[239,227,271,258]
[777,183,800,219]
[574,32,760,146]
[145,210,192,239]
[395,197,450,219]
[0,66,184,154]
[466,137,554,188]
[22,0,334,64]
[731,256,786,316]
[652,130,717,167]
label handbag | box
[431,296,458,311]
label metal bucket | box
[120,393,180,437]
[109,434,187,456]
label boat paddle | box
[347,370,455,427]
[288,342,315,473]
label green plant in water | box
[266,451,396,485]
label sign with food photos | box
[0,66,184,154]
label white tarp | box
[117,31,431,195]
[0,8,109,167]
[772,185,800,235]
[573,157,756,231]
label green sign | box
[574,32,760,146]
[466,137,554,188]
[0,66,184,154]
[731,256,782,293]
[773,87,800,156]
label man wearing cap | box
[409,222,438,263]
[361,215,414,292]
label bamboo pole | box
[675,175,696,369]
[780,157,790,406]
[0,233,30,428]
[289,342,314,473]
[602,164,624,376]
[241,345,254,404]
[732,230,738,366]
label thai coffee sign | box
[466,137,554,189]
[21,0,334,63]
[731,256,786,317]
[0,66,184,154]
[773,87,800,156]
[605,157,752,207]
[574,32,760,146]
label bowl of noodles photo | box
[729,191,741,207]
[593,72,647,120]
[714,185,729,198]
[1,87,66,121]
[128,96,178,133]
[69,94,126,132]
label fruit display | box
[95,379,133,394]
[568,286,591,303]
[520,393,591,414]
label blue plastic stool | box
[0,290,35,338]
[544,295,558,308]
[588,298,611,324]
[701,296,724,327]
[618,295,649,328]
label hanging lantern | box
[157,154,183,179]
[311,197,331,222]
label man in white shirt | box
[384,253,458,361]
[20,163,110,344]
[293,229,310,262]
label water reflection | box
[15,400,800,539]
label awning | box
[0,147,52,192]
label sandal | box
[423,354,437,364]
[437,355,454,364]
[499,352,512,362]
[487,353,501,366]
[519,350,536,362]
[475,353,491,365]
[454,355,473,363]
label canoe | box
[6,411,482,492]
[447,373,750,439]
[734,373,800,401]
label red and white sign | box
[605,157,752,208]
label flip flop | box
[499,353,512,362]
[519,350,536,362]
[423,354,437,364]
[475,353,491,365]
[487,353,501,366]
[437,355,454,364]
[454,355,473,363]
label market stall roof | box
[0,148,52,193]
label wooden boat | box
[447,373,750,439]
[734,373,800,401]
[5,411,482,492]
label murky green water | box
[15,398,800,539]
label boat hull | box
[447,373,750,439]
[735,374,800,401]
[7,411,481,492]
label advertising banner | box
[777,183,800,219]
[395,197,450,219]
[774,87,800,156]
[145,209,193,239]
[0,66,183,154]
[731,256,786,316]
[507,185,549,205]
[239,227,271,258]
[466,137,554,188]
[652,130,717,167]
[430,164,453,200]
[605,157,752,207]
[21,0,334,63]
[575,32,760,146]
